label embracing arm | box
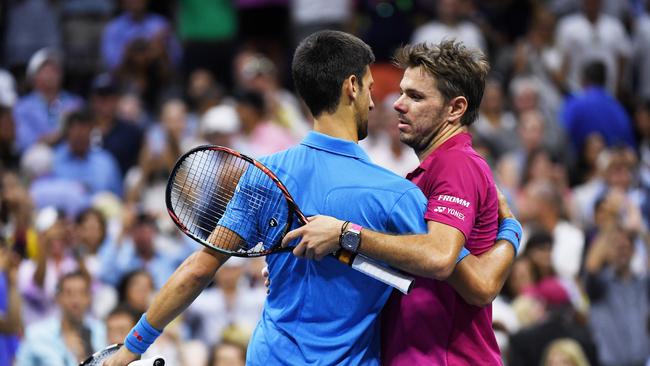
[447,241,515,306]
[146,248,228,328]
[103,247,229,366]
[447,189,518,306]
[355,221,464,280]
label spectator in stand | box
[518,180,584,280]
[53,111,123,197]
[116,270,154,316]
[496,6,566,116]
[13,49,83,152]
[632,1,650,101]
[101,0,181,71]
[0,106,19,171]
[199,105,241,148]
[0,237,21,366]
[561,61,636,154]
[584,226,650,366]
[113,38,176,113]
[359,94,419,177]
[3,0,61,77]
[411,0,487,55]
[183,257,265,348]
[17,207,79,325]
[509,76,566,156]
[541,338,591,366]
[177,0,237,90]
[105,304,137,345]
[22,144,90,219]
[89,73,144,176]
[127,99,190,206]
[233,51,309,138]
[555,0,632,95]
[472,80,519,160]
[15,271,106,366]
[99,212,175,289]
[0,171,37,260]
[231,89,296,157]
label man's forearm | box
[447,240,515,306]
[359,221,464,280]
[146,248,228,329]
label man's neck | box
[313,110,358,143]
[416,123,467,162]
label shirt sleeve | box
[386,187,428,235]
[421,154,480,241]
[217,165,288,251]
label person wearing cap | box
[13,48,83,152]
[89,73,144,175]
[199,104,241,147]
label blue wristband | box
[496,217,522,255]
[124,314,162,355]
[456,247,470,263]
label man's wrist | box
[124,313,162,355]
[339,222,362,253]
[496,218,522,255]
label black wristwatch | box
[340,223,363,253]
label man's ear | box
[342,74,358,103]
[447,96,468,124]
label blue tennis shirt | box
[230,132,427,365]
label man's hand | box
[281,215,345,260]
[496,187,514,222]
[103,346,140,366]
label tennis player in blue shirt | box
[106,29,428,366]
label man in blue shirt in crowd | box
[53,110,123,197]
[13,48,83,152]
[561,60,636,153]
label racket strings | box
[170,149,290,255]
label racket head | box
[79,344,121,366]
[166,145,306,257]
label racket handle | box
[128,357,165,366]
[350,254,415,294]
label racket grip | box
[350,254,415,294]
[128,357,165,366]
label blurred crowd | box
[1,0,650,365]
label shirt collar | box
[411,132,472,173]
[300,131,372,162]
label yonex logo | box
[437,195,470,207]
[269,218,278,227]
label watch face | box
[341,232,360,252]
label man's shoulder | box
[24,318,59,341]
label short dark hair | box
[233,88,266,116]
[292,30,375,117]
[394,41,489,126]
[56,270,90,295]
[583,60,607,87]
[64,109,94,132]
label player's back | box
[246,132,427,366]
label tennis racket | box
[166,145,414,294]
[79,344,165,366]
